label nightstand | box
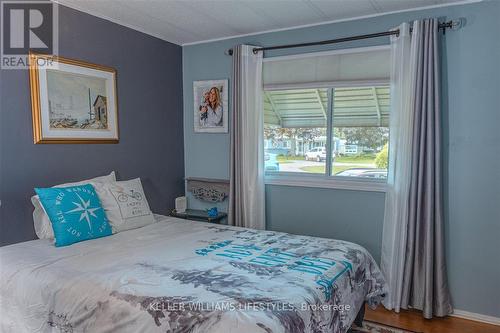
[170,209,227,224]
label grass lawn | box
[300,165,358,174]
[276,154,378,171]
[277,154,376,163]
[298,154,377,174]
[335,154,376,164]
[276,156,305,164]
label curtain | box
[228,45,265,230]
[401,19,452,318]
[381,19,452,318]
[381,22,416,312]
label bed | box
[0,215,386,333]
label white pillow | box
[32,172,116,239]
[92,178,155,233]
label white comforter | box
[0,215,386,333]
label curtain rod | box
[227,19,462,56]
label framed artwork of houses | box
[193,79,228,133]
[29,53,119,144]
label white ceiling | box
[54,0,475,45]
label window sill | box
[264,173,387,192]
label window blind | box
[263,47,390,89]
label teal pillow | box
[35,184,112,247]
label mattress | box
[0,215,386,333]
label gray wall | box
[183,1,500,317]
[0,5,185,245]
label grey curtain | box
[229,45,243,227]
[228,45,265,229]
[400,19,452,318]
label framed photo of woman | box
[193,80,228,133]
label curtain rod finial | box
[225,48,233,56]
[452,17,466,30]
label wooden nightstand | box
[170,209,227,224]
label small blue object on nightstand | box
[206,207,218,218]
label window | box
[330,86,389,179]
[264,88,328,174]
[262,46,390,191]
[264,86,389,178]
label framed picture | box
[193,79,228,133]
[29,53,119,144]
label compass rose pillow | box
[35,184,112,247]
[31,171,116,240]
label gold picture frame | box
[29,52,119,144]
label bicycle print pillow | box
[93,178,155,233]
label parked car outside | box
[336,168,387,179]
[305,147,336,162]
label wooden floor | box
[365,306,500,333]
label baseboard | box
[451,309,500,326]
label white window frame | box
[263,46,390,192]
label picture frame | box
[29,52,119,144]
[193,79,228,133]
